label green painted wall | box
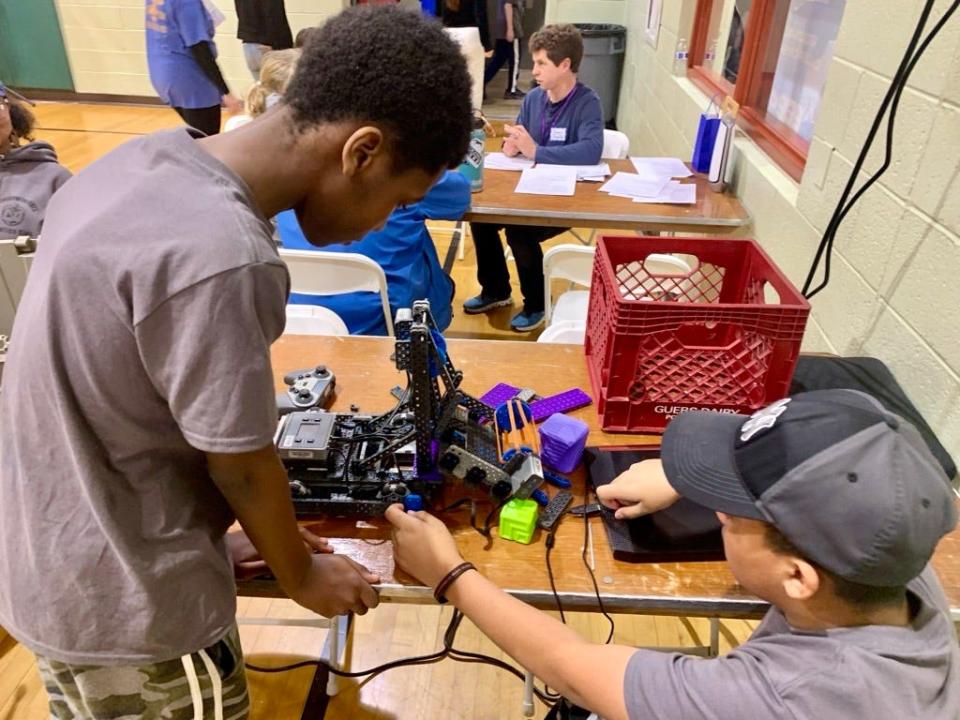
[0,0,74,90]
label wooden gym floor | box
[0,102,754,720]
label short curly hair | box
[529,24,584,73]
[285,7,472,174]
[6,97,35,142]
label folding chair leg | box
[522,670,535,717]
[457,220,467,261]
[569,229,594,246]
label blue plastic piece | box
[543,470,572,489]
[494,400,534,430]
[531,488,549,506]
[427,329,448,378]
[403,494,424,512]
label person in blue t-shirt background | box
[276,170,470,335]
[146,0,242,136]
[465,24,603,333]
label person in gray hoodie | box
[0,85,72,240]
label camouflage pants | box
[36,624,250,720]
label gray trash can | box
[573,23,626,126]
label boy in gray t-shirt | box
[388,389,960,719]
[0,6,472,719]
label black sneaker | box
[503,89,526,100]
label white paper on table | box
[484,152,535,171]
[536,162,611,180]
[514,166,578,196]
[599,171,671,199]
[633,181,697,204]
[630,156,693,178]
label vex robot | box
[274,300,544,516]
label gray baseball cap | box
[661,389,958,587]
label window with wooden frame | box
[687,0,846,181]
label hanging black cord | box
[544,517,568,623]
[803,0,956,298]
[802,0,935,297]
[246,607,560,704]
[582,488,616,644]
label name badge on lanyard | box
[549,127,567,142]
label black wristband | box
[433,561,476,604]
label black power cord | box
[581,487,616,644]
[802,0,959,299]
[245,608,560,704]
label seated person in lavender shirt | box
[388,390,959,720]
[465,24,603,333]
[276,169,470,335]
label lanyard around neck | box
[540,83,579,144]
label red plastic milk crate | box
[584,236,810,433]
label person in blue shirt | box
[276,170,470,335]
[146,0,241,135]
[465,24,603,332]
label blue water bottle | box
[459,114,485,193]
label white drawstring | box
[180,653,204,720]
[180,648,225,720]
[198,648,225,720]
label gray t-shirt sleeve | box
[623,647,788,719]
[134,261,288,453]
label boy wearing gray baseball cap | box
[387,389,959,719]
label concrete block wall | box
[617,0,960,461]
[544,0,627,25]
[53,0,346,99]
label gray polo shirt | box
[0,128,288,665]
[625,565,959,718]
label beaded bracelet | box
[433,561,477,604]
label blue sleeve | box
[417,171,471,221]
[517,92,533,128]
[534,93,604,166]
[175,0,214,48]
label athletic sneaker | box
[503,89,526,100]
[463,294,513,314]
[510,309,545,332]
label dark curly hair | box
[7,97,35,142]
[285,6,472,174]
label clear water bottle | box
[673,38,689,75]
[459,114,486,193]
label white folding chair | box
[0,235,36,338]
[537,320,587,344]
[284,304,349,336]
[601,129,630,159]
[279,249,394,335]
[541,245,694,338]
[542,244,595,327]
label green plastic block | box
[499,498,539,544]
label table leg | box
[323,613,352,696]
[709,617,720,657]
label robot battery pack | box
[275,411,337,462]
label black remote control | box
[538,490,574,530]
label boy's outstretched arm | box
[209,445,381,617]
[386,505,635,720]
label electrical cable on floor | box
[245,607,560,704]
